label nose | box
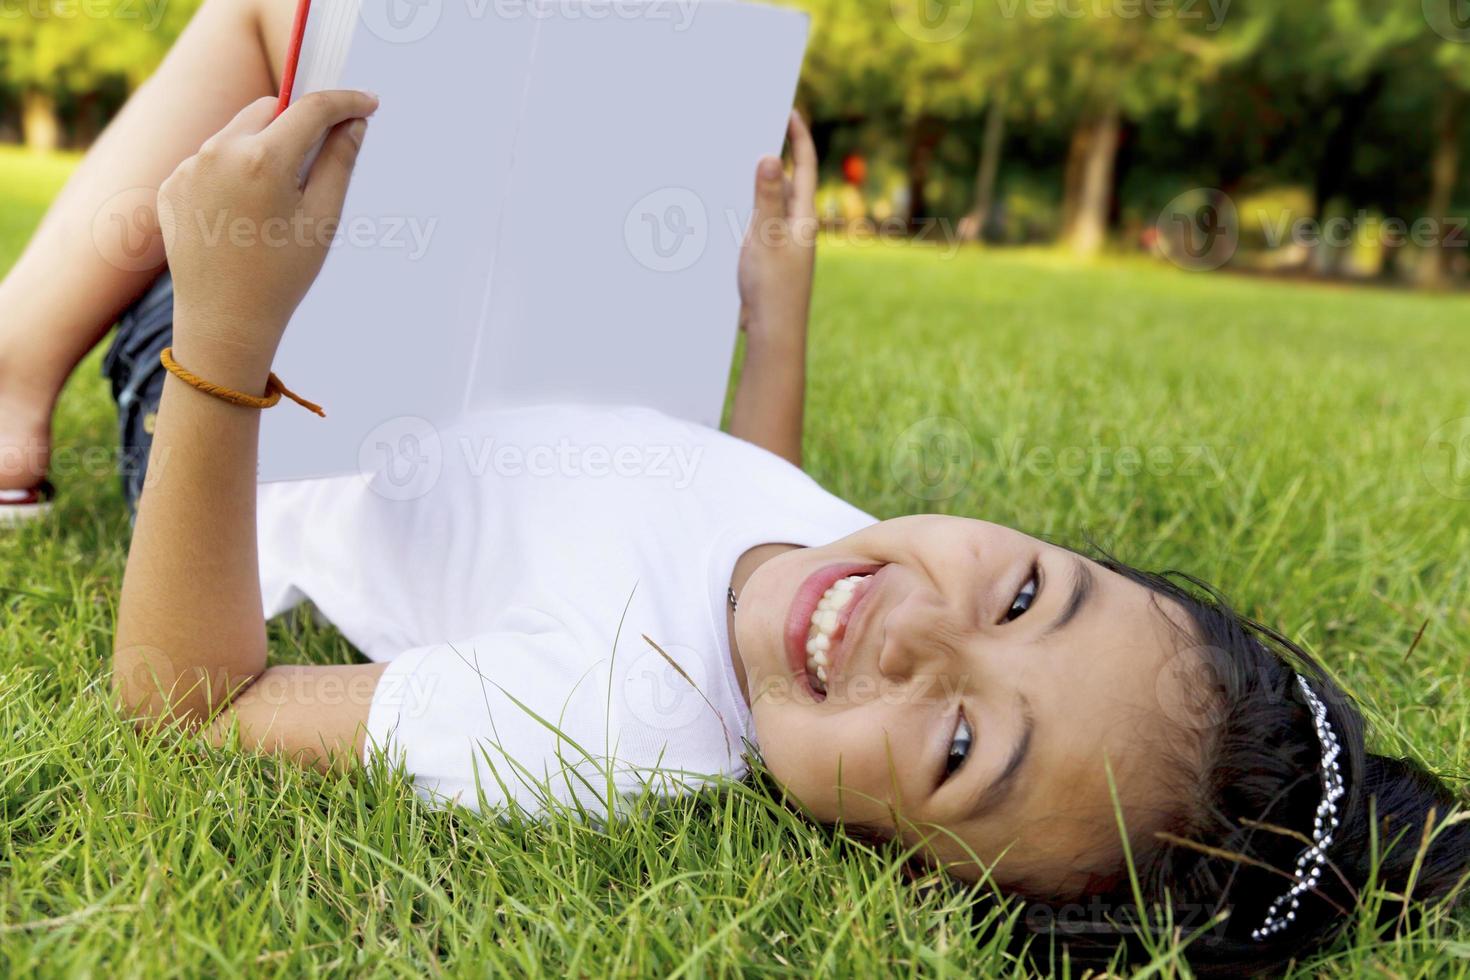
[876,589,968,684]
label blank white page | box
[261,0,540,481]
[468,1,811,426]
[261,0,810,480]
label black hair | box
[1016,559,1470,977]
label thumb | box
[302,117,368,219]
[750,155,787,234]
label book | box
[260,0,810,482]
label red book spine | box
[275,0,314,117]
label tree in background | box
[0,0,198,151]
[887,0,1008,230]
[1277,0,1427,274]
[1418,5,1470,285]
[1027,1,1270,257]
[795,0,904,122]
[1221,0,1467,280]
[4,0,1464,285]
[800,0,971,226]
[790,0,1463,272]
[945,3,1029,242]
[800,0,1069,232]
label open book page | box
[260,1,539,481]
[260,0,809,482]
[468,2,811,422]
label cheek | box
[750,702,907,824]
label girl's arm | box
[728,112,819,469]
[113,91,381,772]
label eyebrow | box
[969,697,1034,820]
[1044,556,1095,637]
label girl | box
[0,2,1465,974]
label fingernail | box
[348,119,368,146]
[759,157,782,181]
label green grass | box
[2,145,1468,976]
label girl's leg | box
[0,0,300,491]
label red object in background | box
[842,154,867,187]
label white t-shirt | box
[256,404,874,817]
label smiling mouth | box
[804,573,876,695]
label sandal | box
[0,478,55,525]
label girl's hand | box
[157,90,379,387]
[738,111,819,353]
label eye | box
[1003,567,1039,623]
[945,712,973,779]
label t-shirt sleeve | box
[365,630,617,818]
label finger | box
[752,155,788,232]
[302,117,368,219]
[214,97,281,141]
[786,111,818,220]
[266,89,379,167]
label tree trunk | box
[906,116,945,231]
[74,92,107,148]
[960,89,1008,243]
[1420,86,1464,288]
[21,90,61,153]
[1060,121,1091,241]
[1067,102,1122,257]
[1309,200,1343,276]
[1307,74,1384,274]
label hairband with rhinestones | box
[1250,674,1346,941]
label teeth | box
[804,574,869,694]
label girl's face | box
[732,516,1203,894]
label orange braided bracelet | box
[160,347,325,418]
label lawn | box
[2,145,1468,976]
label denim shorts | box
[102,270,175,513]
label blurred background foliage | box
[0,0,200,147]
[1,0,1467,284]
